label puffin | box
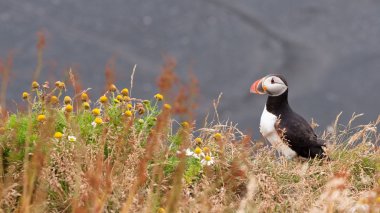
[250,74,326,159]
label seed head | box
[121,88,129,96]
[109,84,117,92]
[22,92,29,99]
[124,96,131,102]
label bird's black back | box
[266,90,325,158]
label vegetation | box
[0,35,379,212]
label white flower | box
[91,121,97,128]
[201,155,215,166]
[185,149,194,156]
[68,135,77,142]
[67,135,77,142]
[185,147,204,159]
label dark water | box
[1,0,379,138]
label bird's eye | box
[271,78,275,84]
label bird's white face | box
[250,75,288,96]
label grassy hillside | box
[0,54,379,212]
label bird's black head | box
[250,74,288,96]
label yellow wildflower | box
[31,81,39,89]
[99,95,108,104]
[154,93,164,101]
[127,103,133,109]
[82,102,90,110]
[124,110,133,117]
[92,108,101,116]
[157,208,166,213]
[58,81,65,89]
[37,114,46,122]
[50,96,59,104]
[116,95,123,102]
[181,121,189,128]
[54,132,63,139]
[64,96,72,104]
[22,92,29,99]
[65,104,73,113]
[194,147,202,155]
[94,117,103,124]
[163,103,172,110]
[121,88,129,96]
[195,137,202,145]
[81,93,89,102]
[213,133,222,141]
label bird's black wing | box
[278,112,325,158]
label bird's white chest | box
[260,106,297,159]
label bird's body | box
[251,74,326,159]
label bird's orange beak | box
[250,77,266,94]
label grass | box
[0,38,379,212]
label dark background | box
[1,0,379,137]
